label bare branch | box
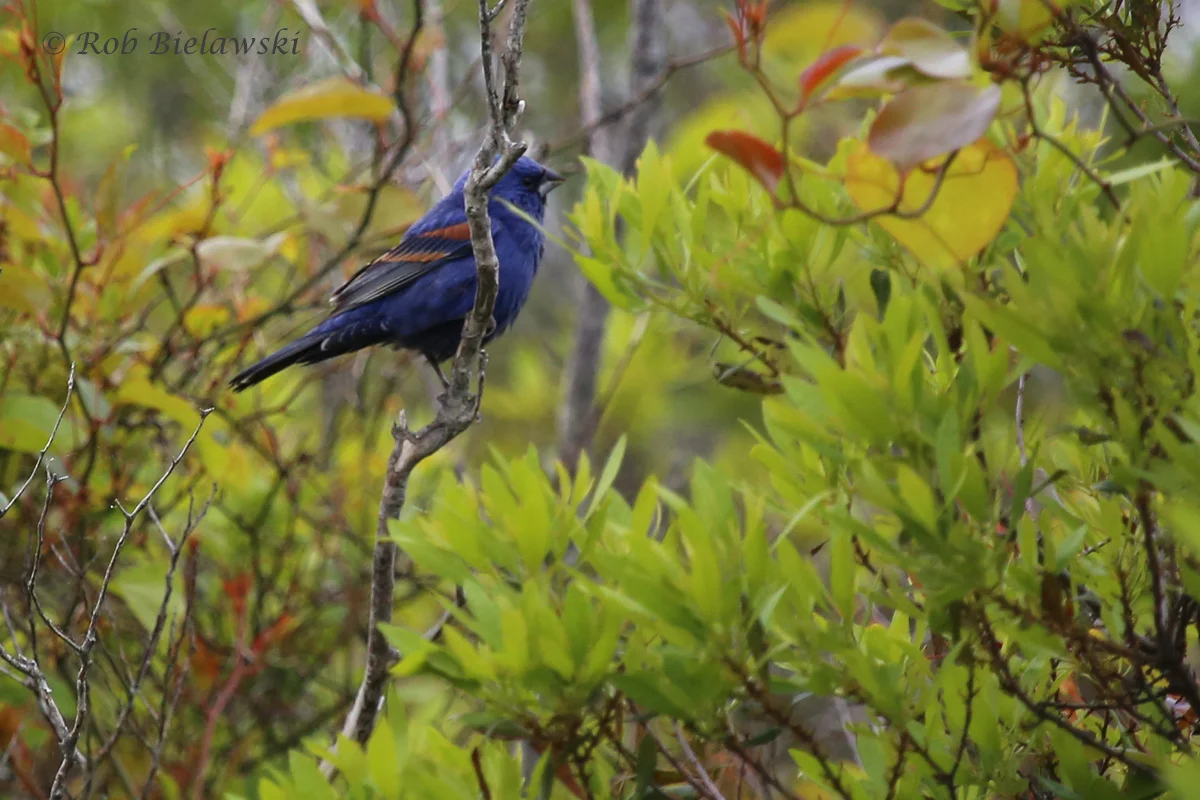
[92,494,212,767]
[48,410,212,799]
[291,0,368,82]
[675,721,728,800]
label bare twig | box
[92,494,212,767]
[675,721,728,800]
[472,748,493,799]
[544,44,732,157]
[291,0,368,82]
[0,364,73,520]
[48,410,212,799]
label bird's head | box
[497,155,565,200]
[455,155,564,217]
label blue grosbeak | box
[230,156,563,392]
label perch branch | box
[323,0,534,770]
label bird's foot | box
[472,349,489,423]
[425,354,450,391]
[392,410,421,445]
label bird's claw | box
[472,349,489,423]
[426,355,450,391]
[392,410,421,445]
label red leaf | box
[799,45,864,107]
[222,573,251,616]
[743,0,768,36]
[722,10,747,61]
[705,130,785,193]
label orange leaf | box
[705,130,785,193]
[799,45,863,104]
[222,573,252,615]
[0,121,31,166]
[251,613,296,654]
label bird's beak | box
[539,168,565,199]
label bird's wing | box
[329,221,474,312]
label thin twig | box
[48,410,212,799]
[0,365,74,520]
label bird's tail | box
[229,316,387,392]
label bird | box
[229,156,564,392]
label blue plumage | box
[229,156,562,392]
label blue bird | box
[229,156,563,392]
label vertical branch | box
[324,0,536,769]
[557,0,667,468]
[426,0,454,193]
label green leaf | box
[286,751,336,800]
[634,733,659,798]
[329,734,369,790]
[0,393,65,454]
[1108,157,1177,186]
[830,530,856,620]
[366,717,401,799]
[612,673,693,719]
[587,436,627,519]
[870,268,892,317]
[110,557,185,633]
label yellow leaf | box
[844,138,1017,270]
[183,304,231,337]
[0,264,50,314]
[1,201,44,241]
[117,378,200,429]
[992,0,1072,42]
[269,146,311,169]
[0,30,19,57]
[763,2,885,62]
[0,122,31,165]
[250,78,395,135]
